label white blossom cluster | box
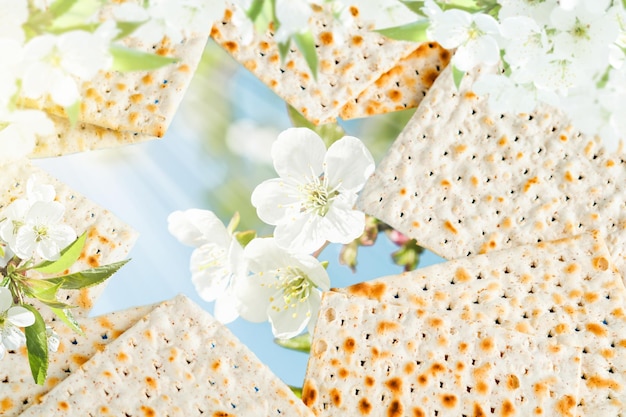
[169,128,375,339]
[422,0,626,150]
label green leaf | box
[286,105,345,147]
[49,0,79,18]
[114,21,146,41]
[23,279,75,310]
[452,65,464,90]
[68,101,81,127]
[293,31,318,81]
[51,307,84,336]
[50,0,101,30]
[33,232,87,275]
[277,41,290,62]
[375,20,430,42]
[399,1,425,15]
[110,45,177,72]
[274,333,311,353]
[289,386,303,399]
[23,305,49,385]
[247,0,266,21]
[234,230,256,248]
[44,259,130,290]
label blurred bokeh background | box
[34,40,444,387]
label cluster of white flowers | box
[0,0,226,163]
[0,177,76,262]
[170,128,374,338]
[421,0,626,150]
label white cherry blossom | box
[0,287,35,360]
[425,1,501,71]
[549,3,619,76]
[0,177,75,261]
[0,110,55,164]
[20,23,117,107]
[168,209,247,324]
[236,238,329,339]
[251,128,374,254]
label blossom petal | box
[244,238,293,272]
[28,201,65,225]
[324,136,374,193]
[0,287,12,313]
[2,325,26,350]
[8,306,35,327]
[13,228,38,260]
[274,214,327,254]
[267,293,311,339]
[251,178,300,226]
[190,244,231,302]
[213,294,240,324]
[272,128,326,180]
[234,274,275,323]
[168,209,230,248]
[319,207,365,244]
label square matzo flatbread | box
[19,294,315,417]
[211,2,418,125]
[334,233,626,416]
[339,42,451,120]
[357,64,626,280]
[304,291,582,417]
[0,305,153,416]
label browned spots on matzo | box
[347,282,387,301]
[330,388,342,406]
[377,321,399,334]
[444,220,458,234]
[473,402,486,417]
[302,380,317,406]
[506,374,520,390]
[413,406,425,417]
[441,394,457,408]
[501,400,515,417]
[359,398,372,415]
[388,399,403,417]
[344,337,356,353]
[385,377,403,394]
[455,267,471,283]
[555,395,576,416]
[593,256,609,271]
[586,323,608,337]
[586,375,621,390]
[524,177,540,192]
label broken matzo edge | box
[335,233,626,416]
[339,42,451,120]
[19,294,315,417]
[356,64,626,280]
[304,291,582,417]
[0,159,138,317]
[0,305,154,416]
[211,2,417,125]
[30,114,155,158]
